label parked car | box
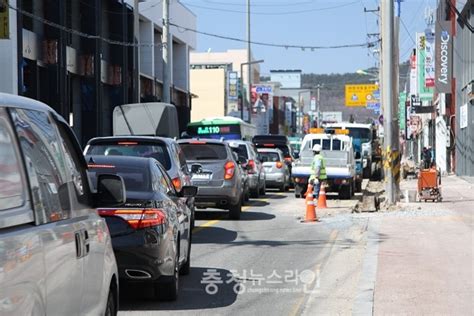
[257,148,291,192]
[0,93,123,315]
[178,139,244,219]
[84,136,195,229]
[86,155,197,301]
[227,140,266,197]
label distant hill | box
[262,62,409,124]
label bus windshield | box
[347,128,371,143]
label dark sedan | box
[86,155,197,301]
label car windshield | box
[348,128,371,143]
[259,152,280,162]
[86,142,172,170]
[180,143,228,160]
[88,165,150,192]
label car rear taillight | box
[224,161,236,180]
[117,141,138,145]
[263,144,275,147]
[247,159,256,174]
[172,177,182,191]
[98,208,166,229]
[276,161,283,169]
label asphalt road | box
[118,189,362,315]
[118,177,473,315]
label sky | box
[178,0,437,75]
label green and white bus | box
[186,116,257,141]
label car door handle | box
[75,231,82,258]
[75,229,90,258]
[83,230,90,256]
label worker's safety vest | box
[310,154,327,181]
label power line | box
[170,21,379,50]
[7,2,165,48]
[199,0,316,7]
[180,1,360,15]
[400,18,416,46]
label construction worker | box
[309,144,327,200]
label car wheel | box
[104,288,116,316]
[156,249,179,301]
[259,180,266,196]
[279,183,285,192]
[339,185,351,200]
[180,236,191,275]
[229,199,242,220]
[356,180,362,192]
[250,187,259,198]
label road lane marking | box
[290,229,339,316]
[192,200,266,234]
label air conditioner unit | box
[467,82,474,100]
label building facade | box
[189,49,260,122]
[453,0,474,178]
[0,0,196,145]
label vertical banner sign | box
[424,29,435,88]
[409,51,418,96]
[435,21,453,93]
[0,2,9,39]
[399,92,407,131]
[416,32,433,102]
[226,71,239,117]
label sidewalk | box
[372,175,474,314]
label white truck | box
[291,132,356,199]
[325,122,382,179]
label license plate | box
[192,173,211,180]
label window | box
[151,163,168,194]
[231,144,248,159]
[86,142,172,170]
[89,165,151,193]
[175,144,189,173]
[322,139,331,150]
[156,163,177,196]
[0,108,25,211]
[332,139,341,151]
[10,109,71,224]
[180,143,228,160]
[55,121,91,209]
[259,152,280,162]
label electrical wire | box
[400,18,417,46]
[180,1,360,15]
[7,1,379,51]
[199,0,316,7]
[170,21,379,50]
[7,2,165,48]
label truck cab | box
[325,123,381,180]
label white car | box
[0,93,123,315]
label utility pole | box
[246,0,252,123]
[162,0,171,103]
[133,0,140,102]
[381,0,399,205]
[316,84,321,127]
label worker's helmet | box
[312,144,322,152]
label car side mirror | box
[180,185,198,197]
[293,151,300,159]
[96,174,126,206]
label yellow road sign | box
[345,84,378,107]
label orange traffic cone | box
[303,184,318,222]
[317,183,327,209]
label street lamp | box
[356,69,379,84]
[240,59,264,122]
